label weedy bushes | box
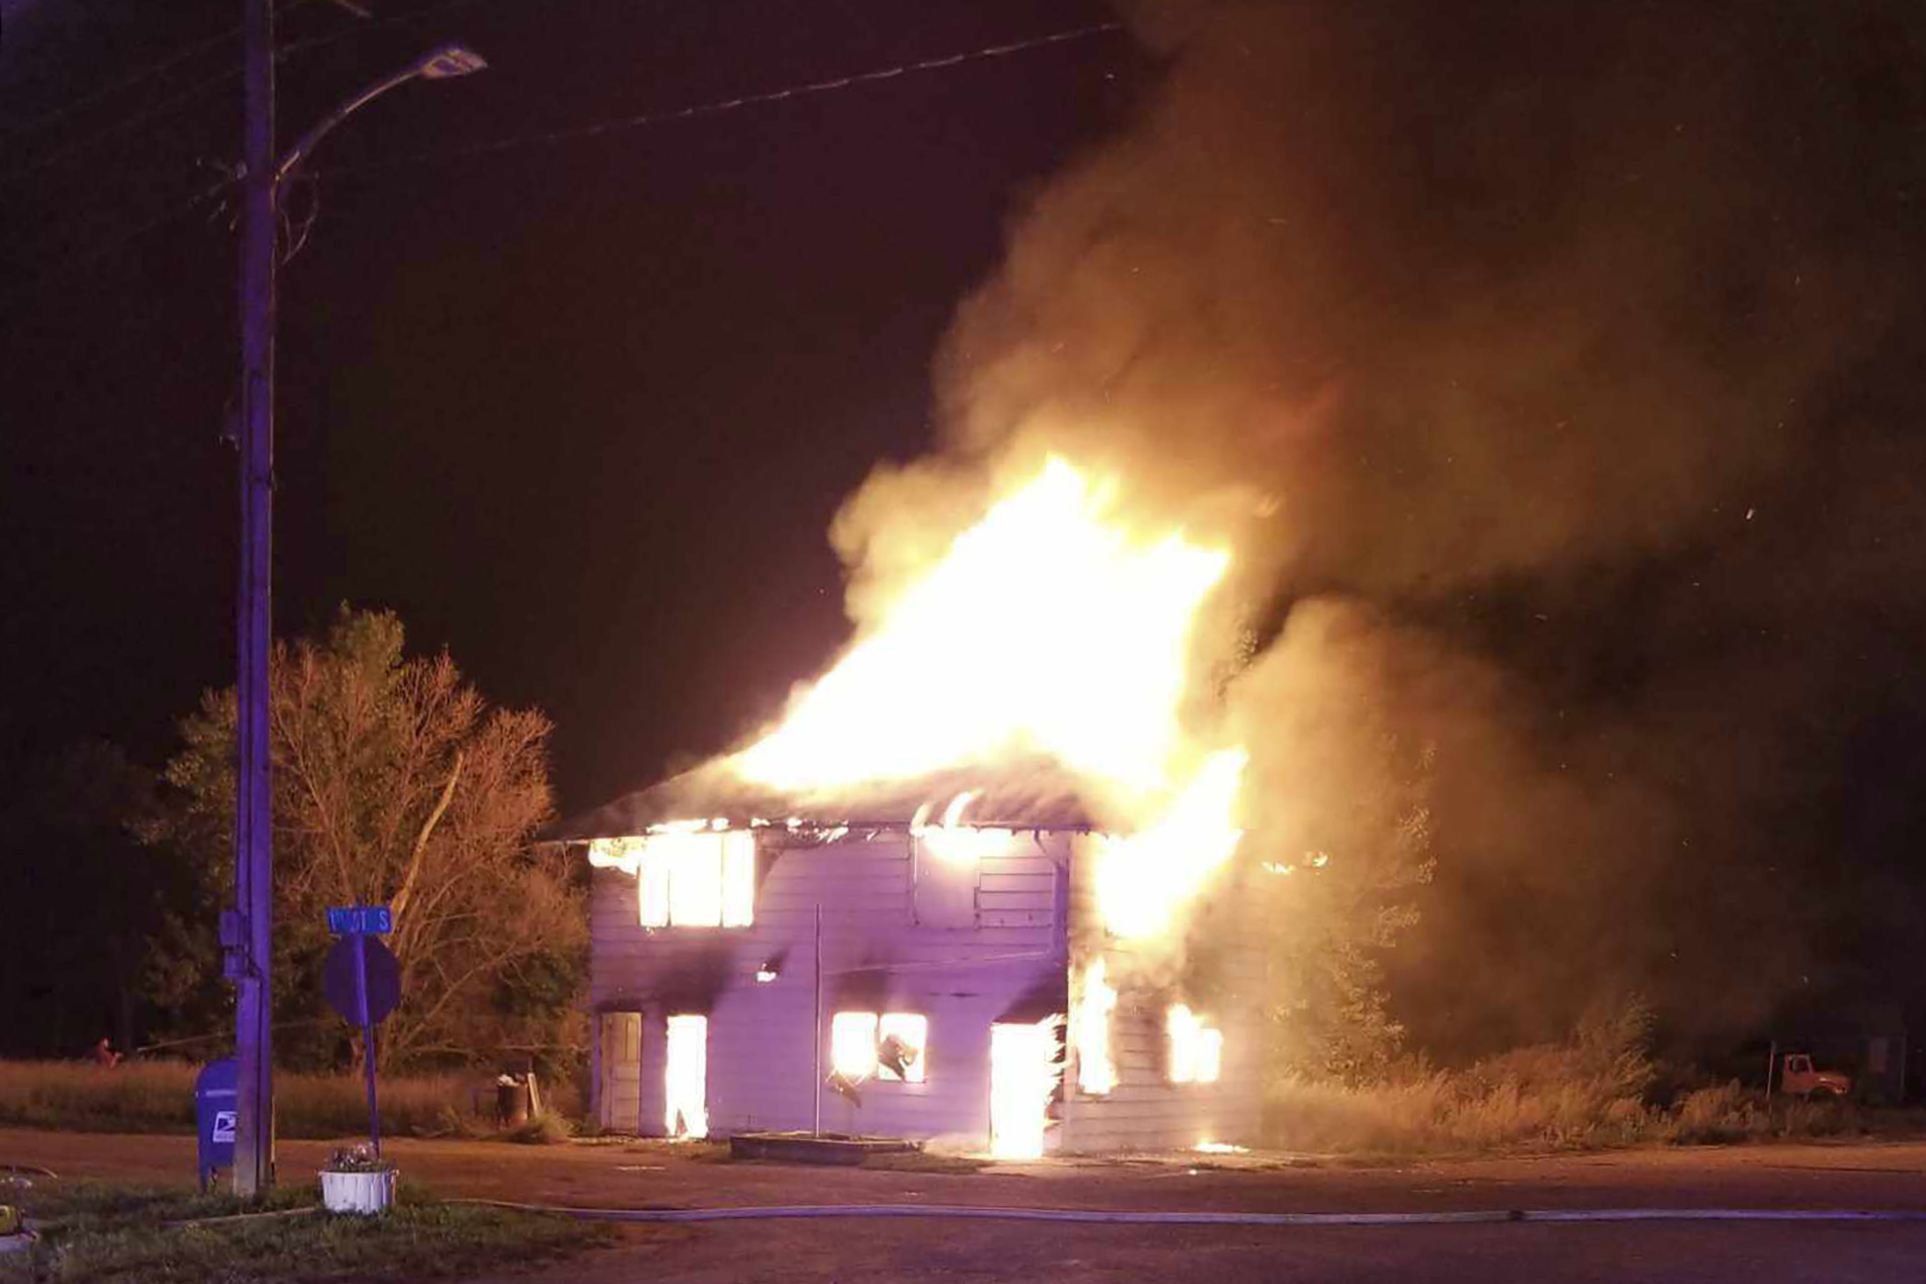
[0,1060,502,1139]
[1264,1000,1878,1155]
[506,1111,575,1145]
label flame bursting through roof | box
[727,456,1251,941]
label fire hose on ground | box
[454,1199,1926,1226]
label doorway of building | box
[664,1013,709,1138]
[598,1011,643,1132]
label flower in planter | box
[321,1144,396,1174]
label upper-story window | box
[590,831,755,928]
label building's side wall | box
[589,831,1069,1144]
[1058,835,1267,1152]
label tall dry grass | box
[0,1060,505,1139]
[1265,1003,1869,1155]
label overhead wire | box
[0,24,242,146]
[0,0,443,184]
[279,0,511,59]
[2,63,247,185]
[1,174,238,304]
[316,19,1126,177]
[10,15,1124,296]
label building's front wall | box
[587,826,1269,1153]
[590,830,1069,1145]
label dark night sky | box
[2,0,1136,812]
[7,1,1926,1061]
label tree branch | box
[391,748,461,947]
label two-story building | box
[555,764,1265,1155]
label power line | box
[280,0,509,59]
[2,64,243,186]
[6,16,1123,295]
[2,175,238,305]
[0,0,447,185]
[0,26,241,146]
[316,19,1126,178]
[0,0,332,152]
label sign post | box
[323,906,398,1156]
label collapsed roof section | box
[551,753,1099,841]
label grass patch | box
[0,1062,551,1141]
[859,1151,988,1174]
[1265,1003,1914,1156]
[505,1112,573,1146]
[0,1178,614,1283]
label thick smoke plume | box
[830,1,1926,1055]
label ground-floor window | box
[1166,1004,1222,1084]
[831,1011,930,1082]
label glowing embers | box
[910,791,1016,865]
[1165,1004,1223,1085]
[664,1014,709,1139]
[989,1016,1063,1160]
[1093,747,1249,939]
[830,1011,929,1083]
[1070,958,1118,1095]
[1195,1141,1247,1154]
[590,830,755,928]
[731,457,1233,797]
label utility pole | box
[233,0,278,1199]
[226,6,481,1197]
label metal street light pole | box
[231,1,484,1198]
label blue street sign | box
[327,905,392,936]
[195,1058,238,1192]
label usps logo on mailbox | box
[212,1109,237,1144]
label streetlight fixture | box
[229,4,484,1199]
[276,43,488,183]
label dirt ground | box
[6,1130,1926,1281]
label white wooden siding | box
[589,825,1270,1153]
[1057,834,1267,1152]
[591,832,1069,1145]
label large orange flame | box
[730,455,1249,942]
[734,458,1231,799]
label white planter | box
[320,1168,397,1215]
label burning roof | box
[564,456,1251,949]
[553,754,1097,840]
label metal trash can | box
[495,1073,530,1128]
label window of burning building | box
[592,831,756,928]
[912,836,979,928]
[831,1011,929,1083]
[1165,1004,1223,1084]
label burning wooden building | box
[561,457,1271,1156]
[558,761,1265,1156]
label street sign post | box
[324,907,398,1156]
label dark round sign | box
[323,935,402,1025]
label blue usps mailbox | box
[195,1058,239,1192]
